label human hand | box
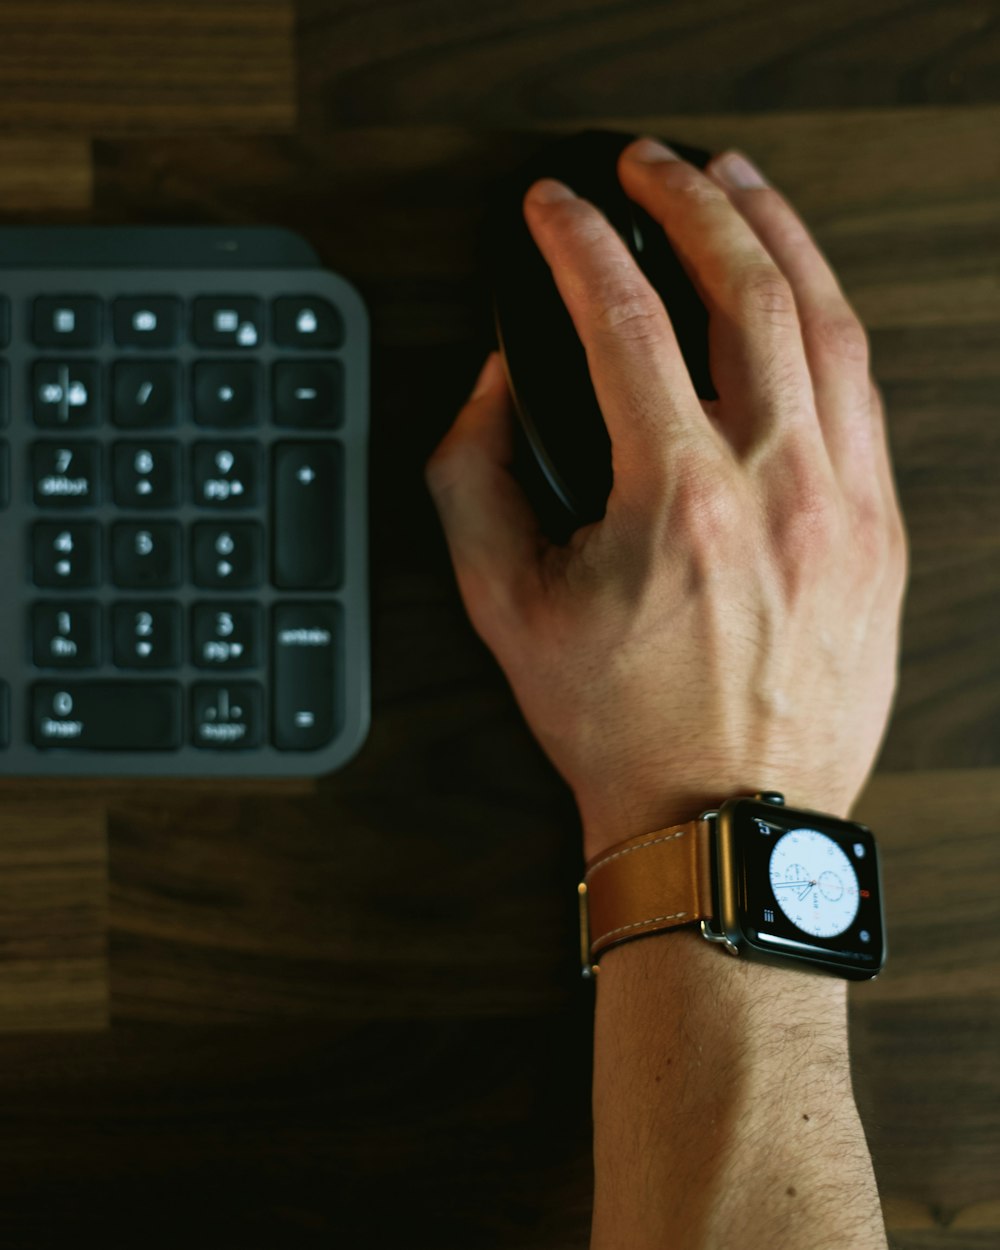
[424,138,909,864]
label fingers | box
[521,179,730,510]
[700,150,890,504]
[617,139,828,465]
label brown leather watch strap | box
[579,817,714,972]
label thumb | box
[425,350,548,602]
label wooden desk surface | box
[0,2,997,1246]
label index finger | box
[522,179,730,501]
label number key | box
[32,522,100,588]
[32,602,101,668]
[112,602,182,669]
[192,603,261,669]
[192,523,262,590]
[32,441,101,507]
[113,441,181,508]
[111,522,182,589]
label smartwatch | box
[578,791,887,982]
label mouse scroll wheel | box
[627,211,645,254]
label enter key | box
[272,602,343,750]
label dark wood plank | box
[852,769,1000,1243]
[0,1,295,132]
[0,799,107,1030]
[0,1013,595,1248]
[0,137,91,212]
[105,776,582,1022]
[295,1,1000,130]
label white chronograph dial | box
[768,828,860,938]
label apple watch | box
[578,791,887,982]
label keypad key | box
[271,297,343,349]
[33,296,102,349]
[112,602,182,669]
[32,441,101,507]
[32,602,101,668]
[192,441,260,507]
[0,359,7,426]
[193,360,259,427]
[32,681,182,750]
[0,296,8,349]
[272,361,343,428]
[272,603,342,750]
[0,441,8,508]
[192,298,262,349]
[111,522,182,589]
[192,682,262,749]
[112,441,182,508]
[113,297,181,349]
[112,361,180,428]
[272,442,343,588]
[192,522,262,589]
[192,603,261,669]
[32,522,100,588]
[32,360,100,428]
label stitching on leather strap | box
[593,910,689,946]
[586,827,687,880]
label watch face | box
[715,798,886,980]
[769,829,859,937]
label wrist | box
[579,784,753,864]
[579,781,854,863]
[597,923,851,1058]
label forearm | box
[590,928,888,1250]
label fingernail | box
[628,137,680,164]
[528,178,576,205]
[469,351,502,400]
[714,151,768,190]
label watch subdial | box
[784,863,811,900]
[819,870,844,902]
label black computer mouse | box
[485,129,717,541]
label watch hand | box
[772,880,813,889]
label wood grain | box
[0,799,107,1030]
[0,1,295,132]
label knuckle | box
[779,490,840,558]
[732,263,797,325]
[764,446,840,565]
[847,497,911,602]
[668,456,743,550]
[848,495,892,566]
[592,284,667,343]
[810,310,870,365]
[423,451,456,498]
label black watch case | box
[700,792,887,981]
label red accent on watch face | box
[860,889,870,899]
